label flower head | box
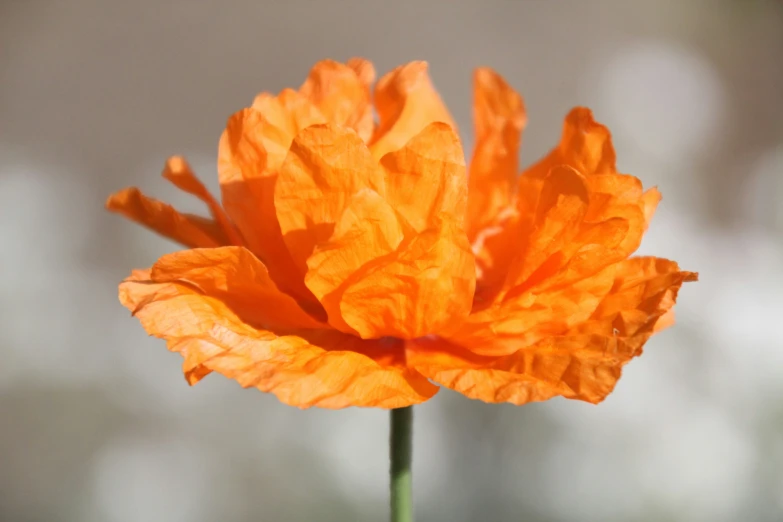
[108,58,696,408]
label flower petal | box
[347,58,375,89]
[303,125,476,339]
[370,61,456,161]
[162,156,244,246]
[410,257,696,405]
[116,270,212,383]
[641,187,662,228]
[305,188,404,334]
[249,90,328,169]
[338,215,475,339]
[380,121,468,231]
[574,256,699,345]
[408,335,628,405]
[119,260,437,408]
[149,247,325,329]
[475,109,619,301]
[275,123,385,274]
[503,165,590,294]
[106,187,227,248]
[299,58,375,142]
[466,68,526,239]
[522,107,616,181]
[218,107,323,307]
[527,173,651,292]
[449,264,617,356]
[479,121,655,306]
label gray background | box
[1,1,782,521]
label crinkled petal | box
[574,256,699,345]
[508,108,616,258]
[503,165,589,294]
[118,273,214,383]
[305,188,404,334]
[408,334,631,405]
[106,187,227,248]
[275,123,385,274]
[119,262,437,408]
[522,107,616,182]
[177,340,214,385]
[149,247,325,330]
[218,107,323,307]
[118,268,155,309]
[370,61,456,161]
[162,156,244,246]
[534,217,634,292]
[302,123,474,338]
[338,215,475,339]
[449,264,617,356]
[299,58,375,142]
[478,108,654,305]
[470,206,522,306]
[411,256,697,405]
[380,122,467,231]
[249,90,328,168]
[466,68,526,240]
[219,65,374,299]
[528,173,649,291]
[475,109,616,300]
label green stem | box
[390,406,414,522]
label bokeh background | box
[1,1,782,521]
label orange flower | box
[108,58,696,408]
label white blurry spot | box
[541,435,644,522]
[0,156,92,274]
[595,41,724,161]
[741,146,783,230]
[544,398,754,522]
[0,156,101,387]
[107,330,209,416]
[542,360,696,522]
[703,229,783,406]
[89,436,217,522]
[634,405,755,522]
[317,409,388,502]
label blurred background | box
[1,1,782,521]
